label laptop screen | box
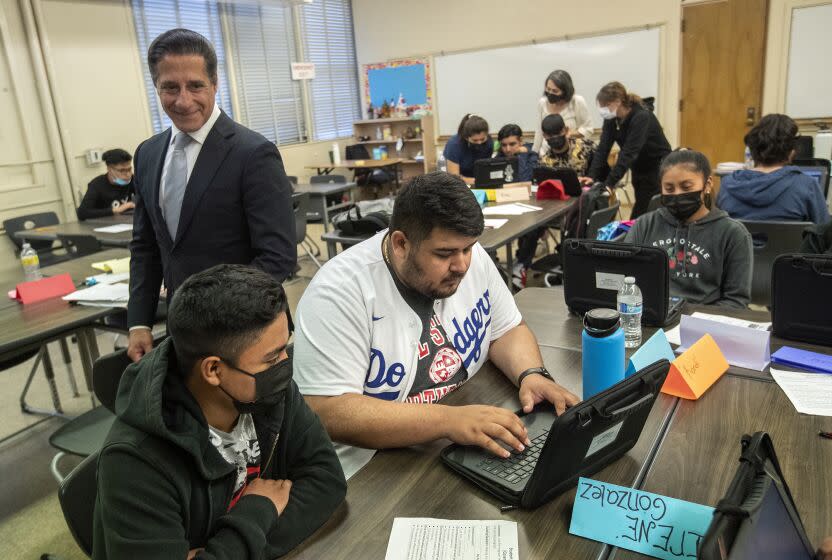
[731,479,814,559]
[799,168,823,187]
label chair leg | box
[59,338,80,398]
[304,234,322,257]
[20,346,66,417]
[50,451,67,483]
[303,244,322,269]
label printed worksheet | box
[384,518,518,560]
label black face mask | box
[545,92,567,104]
[661,191,703,222]
[468,139,492,156]
[546,135,567,152]
[220,357,293,414]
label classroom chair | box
[646,193,662,213]
[287,175,299,186]
[310,174,347,184]
[292,192,322,271]
[3,211,70,266]
[57,234,103,259]
[56,450,98,557]
[586,202,621,240]
[739,220,812,307]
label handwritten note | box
[661,334,729,400]
[569,477,714,560]
[626,329,676,377]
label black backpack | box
[333,206,391,236]
[561,184,610,241]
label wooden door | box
[680,0,768,166]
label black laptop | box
[563,239,684,327]
[474,157,519,188]
[699,432,816,560]
[440,359,670,509]
[533,166,583,196]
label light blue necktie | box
[162,132,193,240]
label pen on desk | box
[819,431,832,440]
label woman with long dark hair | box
[531,70,592,156]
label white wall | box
[352,0,684,144]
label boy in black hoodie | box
[93,264,346,559]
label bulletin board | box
[364,58,432,112]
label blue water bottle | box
[582,308,625,399]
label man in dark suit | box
[128,28,296,362]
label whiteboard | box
[786,4,832,119]
[435,28,661,136]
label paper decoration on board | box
[364,58,432,113]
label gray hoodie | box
[624,207,752,308]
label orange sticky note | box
[661,334,729,399]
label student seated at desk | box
[77,148,135,221]
[292,172,579,479]
[718,114,830,225]
[495,123,538,182]
[538,114,595,175]
[443,114,494,184]
[93,264,346,559]
[625,149,752,309]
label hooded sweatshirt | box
[92,338,346,559]
[717,166,830,225]
[624,207,753,308]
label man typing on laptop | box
[293,172,579,479]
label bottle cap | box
[624,276,635,284]
[584,308,620,338]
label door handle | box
[746,107,757,126]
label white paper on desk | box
[93,224,133,233]
[664,311,771,347]
[63,283,129,304]
[771,367,832,416]
[483,218,508,229]
[676,314,771,371]
[481,203,541,216]
[384,518,518,560]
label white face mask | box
[598,105,617,120]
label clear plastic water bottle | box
[617,276,642,348]
[20,242,42,282]
[744,146,754,169]
[438,153,447,172]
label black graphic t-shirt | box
[208,413,261,510]
[382,244,468,403]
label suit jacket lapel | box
[146,129,174,247]
[173,111,235,246]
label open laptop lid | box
[474,157,519,188]
[699,432,815,560]
[533,166,582,196]
[563,239,679,327]
[440,359,670,508]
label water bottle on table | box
[581,308,625,399]
[20,242,42,282]
[617,276,643,348]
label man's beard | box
[401,254,466,299]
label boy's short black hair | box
[497,124,523,142]
[167,264,288,375]
[541,114,566,136]
[744,114,799,166]
[390,171,484,246]
[102,149,132,166]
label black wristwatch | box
[517,367,553,387]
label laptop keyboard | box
[476,428,550,485]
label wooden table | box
[285,286,832,559]
[0,249,130,417]
[284,345,678,560]
[319,197,574,289]
[14,216,133,248]
[306,158,404,190]
[294,182,357,232]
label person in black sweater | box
[587,81,672,219]
[77,148,136,220]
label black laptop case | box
[563,239,680,327]
[533,166,582,196]
[440,359,670,509]
[771,254,832,346]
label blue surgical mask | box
[112,177,130,186]
[598,106,617,121]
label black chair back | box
[793,158,831,198]
[286,175,299,186]
[646,193,662,214]
[292,192,309,244]
[586,202,621,240]
[58,450,98,556]
[739,220,813,306]
[92,349,132,414]
[310,174,347,184]
[3,211,60,253]
[58,234,102,258]
[795,136,814,160]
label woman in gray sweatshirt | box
[625,150,752,309]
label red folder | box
[14,273,75,305]
[536,179,570,200]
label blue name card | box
[771,346,832,374]
[626,329,677,377]
[569,477,715,560]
